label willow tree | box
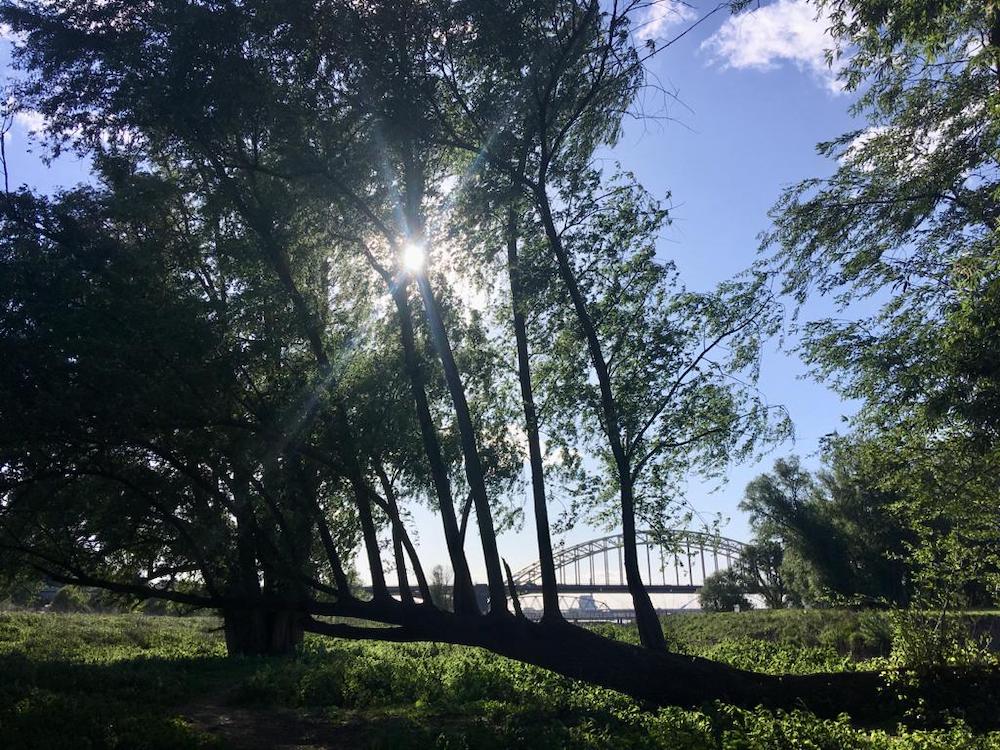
[765,0,1000,608]
[430,0,788,649]
[0,0,924,716]
[0,174,372,654]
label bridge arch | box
[511,529,746,595]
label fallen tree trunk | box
[28,561,987,723]
[301,606,890,720]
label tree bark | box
[394,516,433,605]
[309,496,353,595]
[391,528,414,605]
[395,141,493,612]
[35,565,961,722]
[223,607,304,656]
[223,490,306,656]
[302,610,895,721]
[373,461,414,605]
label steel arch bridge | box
[511,529,746,595]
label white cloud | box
[0,21,26,44]
[840,125,886,170]
[635,0,698,41]
[701,0,842,93]
[14,109,47,135]
[844,100,986,176]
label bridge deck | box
[515,583,699,594]
[522,608,683,623]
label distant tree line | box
[702,441,999,613]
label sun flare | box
[401,242,426,272]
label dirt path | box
[181,690,480,748]
[183,695,366,750]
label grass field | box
[1,610,999,749]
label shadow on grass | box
[0,651,247,750]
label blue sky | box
[1,1,865,583]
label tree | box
[741,452,912,607]
[764,0,1000,609]
[0,176,374,653]
[436,1,789,650]
[737,540,788,609]
[429,565,454,612]
[700,569,753,613]
[0,0,935,716]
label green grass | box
[0,613,228,749]
[1,611,999,749]
[664,609,896,657]
[660,609,1000,659]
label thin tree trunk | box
[505,208,562,622]
[390,286,477,613]
[534,189,665,650]
[347,476,388,599]
[503,558,524,618]
[370,462,435,606]
[388,143,503,612]
[458,492,473,545]
[367,469,434,605]
[373,462,413,605]
[399,524,433,604]
[413,273,508,613]
[310,496,353,595]
[391,527,414,605]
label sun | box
[401,242,426,272]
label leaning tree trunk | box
[302,608,900,722]
[535,190,666,650]
[618,478,665,649]
[414,271,509,613]
[505,207,562,623]
[373,459,434,605]
[390,286,478,614]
